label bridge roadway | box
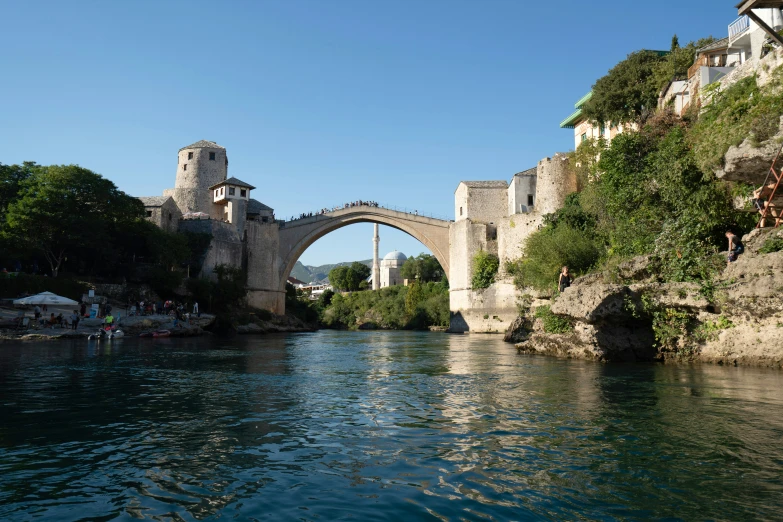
[246,205,452,314]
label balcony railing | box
[729,15,750,40]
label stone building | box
[137,196,181,233]
[138,140,275,278]
[380,251,406,288]
[448,153,578,333]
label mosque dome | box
[383,251,407,262]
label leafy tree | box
[328,262,370,291]
[400,253,444,282]
[2,165,144,277]
[583,50,668,125]
[328,265,349,290]
[404,280,423,316]
[0,162,35,221]
[346,261,370,291]
[471,251,499,289]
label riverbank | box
[0,308,319,342]
[507,227,783,368]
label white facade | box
[508,169,537,214]
[380,251,406,288]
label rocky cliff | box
[510,228,783,368]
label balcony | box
[729,15,750,44]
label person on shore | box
[80,302,87,318]
[727,230,744,263]
[104,313,114,330]
[48,313,56,328]
[558,266,572,294]
[193,302,199,316]
[34,305,41,321]
[70,310,80,330]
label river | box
[1,331,782,521]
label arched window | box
[459,207,463,216]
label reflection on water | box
[1,331,782,520]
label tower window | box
[528,194,534,206]
[215,189,219,197]
[168,212,172,221]
[460,207,463,216]
[183,164,187,171]
[188,152,193,160]
[229,187,235,196]
[209,152,216,161]
[146,210,152,217]
[240,189,247,197]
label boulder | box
[503,316,528,343]
[715,117,783,183]
[550,284,630,324]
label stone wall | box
[246,220,285,314]
[448,219,488,293]
[178,219,243,279]
[455,183,508,223]
[497,213,544,276]
[449,283,519,333]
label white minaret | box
[372,224,380,290]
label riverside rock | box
[715,117,783,183]
[513,229,783,368]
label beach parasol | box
[13,291,79,306]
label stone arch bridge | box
[245,206,451,313]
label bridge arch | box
[277,207,451,294]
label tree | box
[345,262,370,291]
[328,265,349,290]
[2,165,144,276]
[583,50,668,125]
[400,254,444,282]
[328,262,370,291]
[0,162,35,222]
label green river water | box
[1,331,782,521]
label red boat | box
[139,329,171,338]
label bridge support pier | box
[248,289,286,315]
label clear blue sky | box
[1,0,735,266]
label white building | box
[380,251,406,288]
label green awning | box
[574,91,593,109]
[560,108,584,129]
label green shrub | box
[534,305,573,334]
[507,223,601,292]
[759,237,783,254]
[690,71,783,173]
[320,282,449,330]
[471,251,499,290]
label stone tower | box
[534,153,576,215]
[372,224,380,290]
[172,140,228,217]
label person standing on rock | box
[558,266,572,294]
[193,302,199,317]
[727,230,744,264]
[70,310,80,330]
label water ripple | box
[1,331,782,520]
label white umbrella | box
[13,291,79,306]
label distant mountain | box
[290,259,373,284]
